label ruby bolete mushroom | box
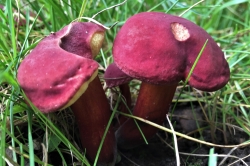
[104,63,132,126]
[112,12,230,149]
[104,63,132,88]
[17,22,117,165]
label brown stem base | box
[71,77,117,165]
[116,82,178,149]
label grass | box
[0,0,250,165]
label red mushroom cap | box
[17,23,99,113]
[60,22,105,59]
[104,63,132,88]
[113,12,230,91]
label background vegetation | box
[0,0,249,165]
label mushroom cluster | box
[17,11,230,166]
[105,12,230,149]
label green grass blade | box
[6,0,17,59]
[27,109,35,166]
[93,94,121,166]
[171,39,208,114]
[208,148,217,166]
[16,6,43,70]
[78,0,87,21]
[9,98,17,162]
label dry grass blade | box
[118,112,250,148]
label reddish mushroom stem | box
[71,76,117,165]
[116,82,178,149]
[104,63,132,127]
[117,83,132,125]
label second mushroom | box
[106,12,230,149]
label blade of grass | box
[27,109,35,166]
[25,8,30,49]
[120,96,148,145]
[50,5,56,32]
[0,106,7,166]
[0,8,9,55]
[16,6,43,70]
[9,98,17,162]
[208,148,217,166]
[171,39,208,116]
[6,0,17,59]
[20,144,24,166]
[93,93,121,166]
[26,0,51,31]
[78,0,88,21]
[165,0,179,13]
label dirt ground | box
[116,132,250,166]
[116,104,250,166]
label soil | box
[115,104,250,166]
[116,132,250,166]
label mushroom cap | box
[60,22,105,59]
[104,63,132,88]
[17,22,100,113]
[113,12,230,91]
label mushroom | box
[104,63,132,126]
[17,22,117,165]
[112,12,230,149]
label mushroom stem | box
[119,84,131,107]
[116,82,178,149]
[118,83,132,124]
[70,77,117,165]
[104,62,132,127]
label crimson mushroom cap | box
[17,23,99,113]
[113,12,230,91]
[60,22,105,59]
[104,63,132,88]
